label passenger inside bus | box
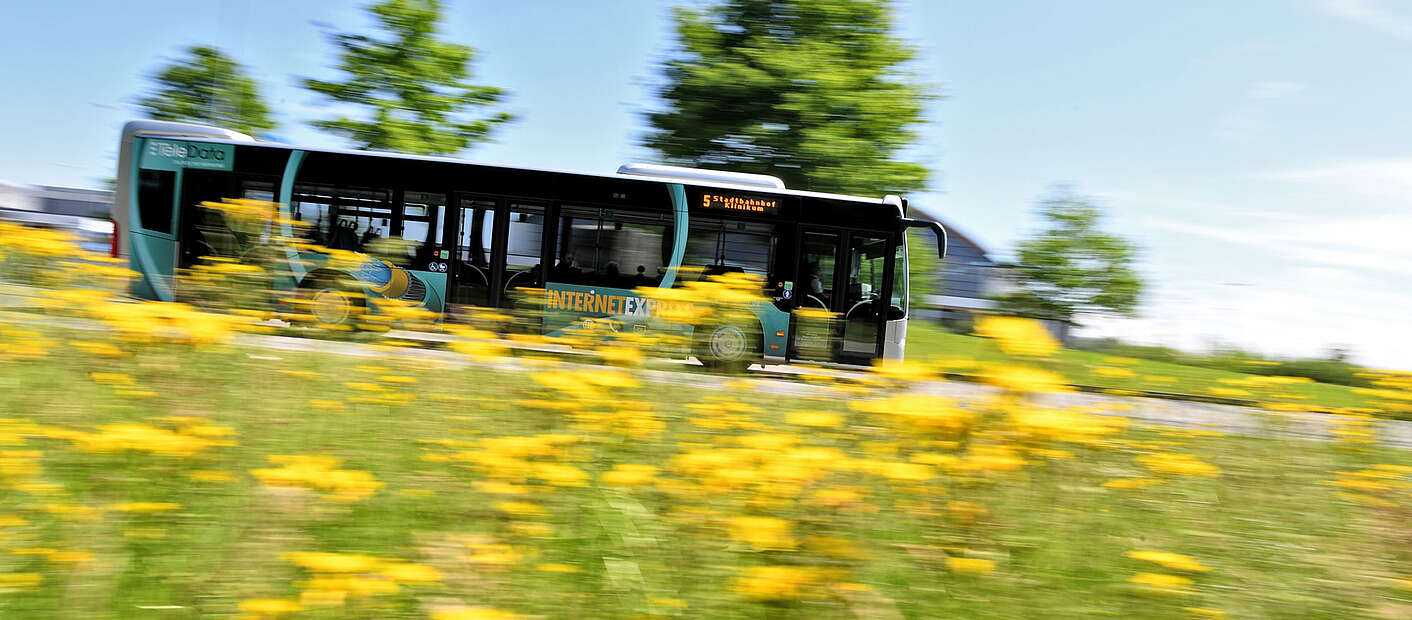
[551,252,581,283]
[602,261,622,288]
[327,219,361,251]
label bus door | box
[837,233,892,365]
[447,194,547,310]
[448,195,496,307]
[787,229,890,365]
[788,229,843,362]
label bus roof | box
[124,121,900,209]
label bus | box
[113,120,946,370]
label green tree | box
[303,0,512,155]
[137,46,277,136]
[996,189,1143,333]
[646,0,932,196]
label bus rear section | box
[114,121,446,318]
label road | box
[4,286,1408,449]
[241,329,1412,450]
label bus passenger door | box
[786,229,890,366]
[788,229,843,363]
[448,195,495,308]
[494,201,548,309]
[448,195,547,313]
[837,234,890,365]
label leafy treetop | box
[137,46,277,137]
[303,0,512,155]
[996,189,1143,327]
[646,0,933,197]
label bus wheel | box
[697,323,758,373]
[302,272,364,327]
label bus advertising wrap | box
[542,283,693,338]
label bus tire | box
[696,322,760,374]
[301,270,365,327]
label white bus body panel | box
[883,319,906,360]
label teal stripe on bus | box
[279,150,308,281]
[658,183,689,290]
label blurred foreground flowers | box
[0,220,1409,617]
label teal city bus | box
[113,120,946,369]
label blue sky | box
[1,0,1409,369]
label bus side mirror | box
[903,219,947,259]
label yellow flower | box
[534,463,589,487]
[283,552,381,573]
[299,588,347,608]
[735,565,818,602]
[493,501,547,517]
[975,317,1059,357]
[1127,550,1211,572]
[1102,477,1164,490]
[188,470,235,482]
[601,464,659,486]
[946,556,996,576]
[536,563,580,573]
[1136,453,1221,477]
[238,598,304,616]
[48,550,93,563]
[877,462,935,481]
[982,365,1071,394]
[381,562,442,583]
[1131,572,1193,590]
[89,372,136,386]
[728,516,797,551]
[0,573,42,588]
[430,608,524,620]
[1184,607,1229,618]
[871,360,935,383]
[785,411,843,428]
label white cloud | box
[1081,268,1412,369]
[1267,158,1412,204]
[1319,0,1412,40]
[1150,212,1412,276]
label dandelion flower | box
[946,557,996,576]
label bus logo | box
[142,140,234,171]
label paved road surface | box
[241,330,1412,450]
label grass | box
[0,326,1409,618]
[907,322,1386,412]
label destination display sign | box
[696,192,780,215]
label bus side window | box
[503,204,545,298]
[400,191,445,267]
[596,218,667,290]
[682,217,775,288]
[137,169,176,234]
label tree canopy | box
[137,46,277,136]
[303,0,512,155]
[996,189,1143,327]
[646,0,933,196]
